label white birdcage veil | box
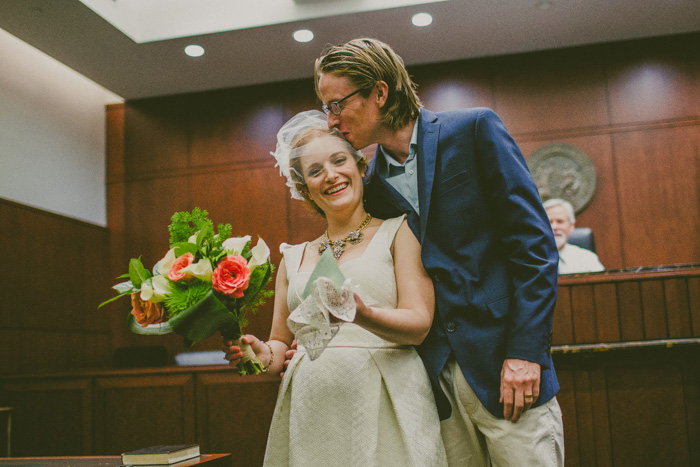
[270,110,365,200]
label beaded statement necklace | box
[318,213,373,259]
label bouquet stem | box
[232,336,264,376]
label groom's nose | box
[327,111,340,129]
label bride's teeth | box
[326,183,347,194]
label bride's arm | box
[352,221,434,345]
[222,258,294,376]
[265,258,295,375]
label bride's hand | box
[221,334,264,369]
[353,292,372,321]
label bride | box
[222,111,446,466]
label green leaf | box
[98,293,129,309]
[196,222,213,247]
[172,241,199,257]
[113,280,136,294]
[128,257,151,288]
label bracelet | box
[261,341,274,372]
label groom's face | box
[317,73,381,151]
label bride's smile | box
[300,135,364,216]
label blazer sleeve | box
[473,109,559,366]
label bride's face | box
[300,135,364,216]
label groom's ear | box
[375,81,389,108]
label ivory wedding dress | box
[264,216,447,467]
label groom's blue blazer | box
[364,107,560,419]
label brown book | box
[121,444,200,465]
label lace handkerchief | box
[287,249,374,360]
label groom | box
[313,38,564,465]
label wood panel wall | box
[105,32,699,357]
[0,199,112,374]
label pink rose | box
[168,253,195,281]
[130,294,165,326]
[212,255,251,298]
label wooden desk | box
[0,453,231,466]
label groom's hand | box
[499,358,541,422]
[280,340,297,378]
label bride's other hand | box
[281,340,297,378]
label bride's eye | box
[307,166,324,178]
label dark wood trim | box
[0,197,108,231]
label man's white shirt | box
[558,243,605,275]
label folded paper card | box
[288,249,375,360]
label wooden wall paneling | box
[94,374,195,455]
[520,134,623,269]
[616,281,644,341]
[0,200,111,373]
[606,363,691,465]
[689,277,700,337]
[123,98,189,176]
[0,201,24,329]
[553,369,579,466]
[592,283,620,342]
[123,176,190,270]
[106,104,130,351]
[491,46,610,135]
[0,378,92,456]
[410,58,495,112]
[552,285,573,345]
[0,330,22,374]
[106,104,126,178]
[604,33,700,125]
[663,278,692,338]
[195,374,279,466]
[570,285,596,344]
[682,360,700,466]
[589,368,613,466]
[640,280,668,340]
[187,87,290,168]
[611,125,700,267]
[572,369,597,466]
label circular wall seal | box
[527,143,597,214]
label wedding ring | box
[524,394,534,399]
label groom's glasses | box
[322,87,365,116]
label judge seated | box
[544,198,604,275]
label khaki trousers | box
[439,356,564,466]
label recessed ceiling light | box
[293,29,314,43]
[184,45,205,57]
[412,12,433,27]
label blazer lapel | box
[417,109,440,241]
[365,151,420,236]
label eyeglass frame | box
[322,87,367,116]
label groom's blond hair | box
[314,38,422,131]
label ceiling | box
[0,0,698,100]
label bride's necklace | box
[319,213,373,259]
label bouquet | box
[99,208,274,375]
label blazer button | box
[446,322,456,333]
